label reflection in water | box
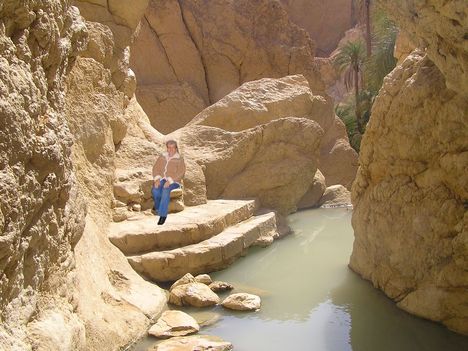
[134,208,468,351]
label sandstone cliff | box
[130,0,326,133]
[280,0,353,57]
[350,0,468,335]
[0,1,167,350]
[0,2,88,349]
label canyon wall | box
[280,0,353,57]
[130,0,326,134]
[0,1,167,350]
[350,0,468,334]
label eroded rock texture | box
[280,0,352,56]
[350,51,468,334]
[350,0,468,335]
[188,75,358,190]
[130,0,325,133]
[376,0,467,96]
[0,1,87,349]
[1,1,167,350]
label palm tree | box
[354,0,372,57]
[334,40,367,133]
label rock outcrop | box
[0,2,87,349]
[350,50,468,334]
[376,0,467,96]
[130,0,326,133]
[1,1,169,350]
[187,75,358,192]
[279,0,353,57]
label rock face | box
[187,75,358,192]
[0,2,87,349]
[376,0,467,96]
[350,51,468,334]
[280,0,353,56]
[176,118,323,215]
[1,1,168,350]
[130,0,326,133]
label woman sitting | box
[151,139,186,225]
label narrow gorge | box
[0,0,466,350]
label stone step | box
[108,199,258,255]
[128,212,278,282]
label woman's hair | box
[165,139,179,153]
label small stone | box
[148,310,199,339]
[194,274,212,285]
[221,293,261,311]
[209,281,234,293]
[132,203,142,211]
[170,273,196,291]
[169,283,220,307]
[112,208,128,222]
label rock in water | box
[148,335,232,351]
[148,311,199,339]
[221,293,261,311]
[169,283,220,307]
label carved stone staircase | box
[108,199,279,282]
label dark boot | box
[157,216,167,225]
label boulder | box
[319,185,351,208]
[148,310,199,339]
[173,116,323,215]
[169,283,221,307]
[194,274,213,285]
[221,293,261,311]
[209,281,234,293]
[297,169,327,209]
[148,335,232,351]
[187,75,358,190]
[170,273,196,291]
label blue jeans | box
[151,179,181,217]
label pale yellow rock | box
[221,293,261,311]
[128,211,278,281]
[170,273,196,292]
[66,56,167,350]
[148,335,232,351]
[194,274,213,285]
[279,0,352,56]
[110,199,257,255]
[169,283,221,307]
[187,75,357,191]
[350,51,468,335]
[297,169,327,209]
[376,0,467,95]
[130,0,327,132]
[319,185,351,208]
[0,2,87,349]
[148,310,200,339]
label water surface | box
[135,208,468,351]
